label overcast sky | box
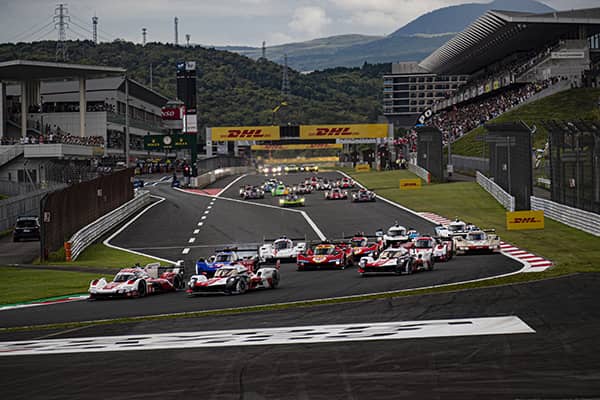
[0,0,598,47]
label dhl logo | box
[402,183,417,187]
[510,217,541,224]
[312,127,355,136]
[227,129,266,138]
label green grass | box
[452,88,600,157]
[346,170,600,275]
[36,243,164,269]
[0,267,99,305]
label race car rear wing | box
[144,262,184,278]
[215,245,260,260]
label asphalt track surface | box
[1,273,599,399]
[0,172,522,329]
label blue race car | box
[195,247,260,277]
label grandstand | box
[385,7,600,139]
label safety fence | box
[476,171,515,211]
[408,161,431,184]
[0,189,58,232]
[451,155,489,174]
[531,196,600,237]
[65,190,152,260]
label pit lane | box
[0,171,524,329]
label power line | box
[9,15,55,42]
[32,27,57,43]
[67,26,90,40]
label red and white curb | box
[0,295,89,312]
[418,212,553,273]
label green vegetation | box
[347,169,600,275]
[0,41,384,126]
[36,243,164,269]
[452,88,600,157]
[0,267,97,305]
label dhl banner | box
[400,179,422,190]
[355,163,371,172]
[251,143,342,151]
[300,124,388,140]
[211,126,280,141]
[506,210,545,230]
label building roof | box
[419,7,600,75]
[0,60,125,81]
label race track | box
[0,171,523,328]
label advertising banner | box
[143,134,195,151]
[252,143,342,151]
[355,164,371,172]
[506,210,545,230]
[399,179,422,190]
[212,126,280,141]
[161,107,183,121]
[184,114,198,134]
[300,124,388,140]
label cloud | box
[289,6,332,38]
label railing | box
[66,190,152,261]
[190,166,251,188]
[476,171,515,211]
[531,196,600,237]
[0,144,24,167]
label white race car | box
[381,223,410,248]
[408,237,436,270]
[187,264,279,295]
[358,247,414,275]
[434,219,476,239]
[454,230,501,255]
[259,236,307,263]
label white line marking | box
[201,216,207,220]
[103,196,177,265]
[204,210,210,215]
[207,206,212,209]
[182,248,190,255]
[216,174,248,197]
[299,211,326,241]
[0,317,534,356]
[193,229,200,234]
[198,222,204,226]
[188,238,196,244]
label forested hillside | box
[0,40,387,127]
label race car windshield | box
[215,268,238,278]
[388,228,405,236]
[448,224,465,232]
[380,249,405,259]
[275,241,290,250]
[415,240,433,248]
[114,273,135,282]
[215,254,232,262]
[351,239,366,247]
[314,246,334,255]
[468,233,485,241]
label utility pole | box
[174,17,179,46]
[92,15,98,44]
[186,34,190,47]
[142,28,147,45]
[124,76,130,167]
[149,63,153,89]
[261,41,266,59]
[54,4,70,61]
[281,54,290,102]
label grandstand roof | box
[0,60,125,81]
[419,8,600,75]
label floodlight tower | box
[142,28,147,45]
[92,15,98,44]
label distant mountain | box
[224,0,555,71]
[391,0,555,37]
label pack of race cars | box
[88,217,500,299]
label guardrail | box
[190,166,251,188]
[65,190,152,261]
[476,171,515,211]
[531,196,600,236]
[407,162,431,184]
[536,177,551,189]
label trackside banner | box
[400,179,422,190]
[300,124,388,140]
[251,144,342,151]
[212,126,280,141]
[506,210,545,230]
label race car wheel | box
[137,281,147,298]
[236,279,248,294]
[427,258,435,271]
[270,272,280,289]
[173,275,184,290]
[297,265,304,271]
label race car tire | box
[137,281,147,298]
[236,279,248,294]
[271,272,280,289]
[297,265,304,271]
[427,258,435,271]
[173,275,184,290]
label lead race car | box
[296,242,353,270]
[195,247,261,277]
[89,263,184,299]
[242,186,265,200]
[187,263,280,295]
[259,236,307,263]
[279,194,306,207]
[351,188,376,202]
[454,229,501,255]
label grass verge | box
[35,243,164,269]
[0,267,98,305]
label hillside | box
[0,41,386,127]
[225,0,554,71]
[451,88,600,157]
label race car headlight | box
[300,198,305,203]
[279,199,284,205]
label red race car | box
[325,187,348,200]
[336,177,355,189]
[349,234,383,261]
[296,242,353,270]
